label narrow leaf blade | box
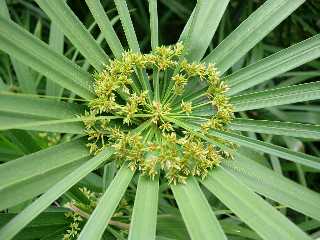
[203,0,305,74]
[230,119,320,139]
[231,81,320,111]
[202,167,312,240]
[128,175,159,240]
[35,0,109,70]
[180,0,230,62]
[78,165,133,240]
[224,153,320,221]
[0,148,114,240]
[171,177,227,240]
[225,34,320,95]
[0,17,94,99]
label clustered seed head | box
[63,187,99,240]
[83,43,237,184]
[63,187,130,239]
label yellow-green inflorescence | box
[83,43,237,184]
[63,187,130,239]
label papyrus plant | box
[0,0,320,240]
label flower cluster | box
[83,43,236,184]
[63,212,83,240]
[62,187,99,240]
[63,187,131,239]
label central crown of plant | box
[83,43,236,184]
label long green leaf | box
[180,0,230,62]
[0,94,84,119]
[78,165,133,240]
[230,119,320,139]
[114,0,153,98]
[0,139,88,193]
[12,60,37,93]
[223,154,320,221]
[231,81,320,111]
[0,130,39,156]
[148,0,159,50]
[128,175,159,240]
[0,17,94,99]
[148,0,159,100]
[203,0,305,74]
[0,112,84,133]
[0,148,115,240]
[0,0,9,17]
[225,34,320,95]
[114,0,140,52]
[0,158,87,211]
[0,212,68,235]
[156,215,189,240]
[171,177,227,240]
[35,0,109,71]
[46,23,64,97]
[0,0,37,94]
[85,0,124,58]
[202,167,312,240]
[208,130,320,170]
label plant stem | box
[67,203,130,230]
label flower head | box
[83,43,236,184]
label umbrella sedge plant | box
[0,0,320,239]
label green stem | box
[167,114,208,121]
[153,68,160,101]
[136,68,153,103]
[191,101,211,110]
[160,70,169,101]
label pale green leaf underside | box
[171,177,227,240]
[128,175,159,240]
[78,165,133,240]
[203,0,305,74]
[0,148,114,240]
[202,167,312,240]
